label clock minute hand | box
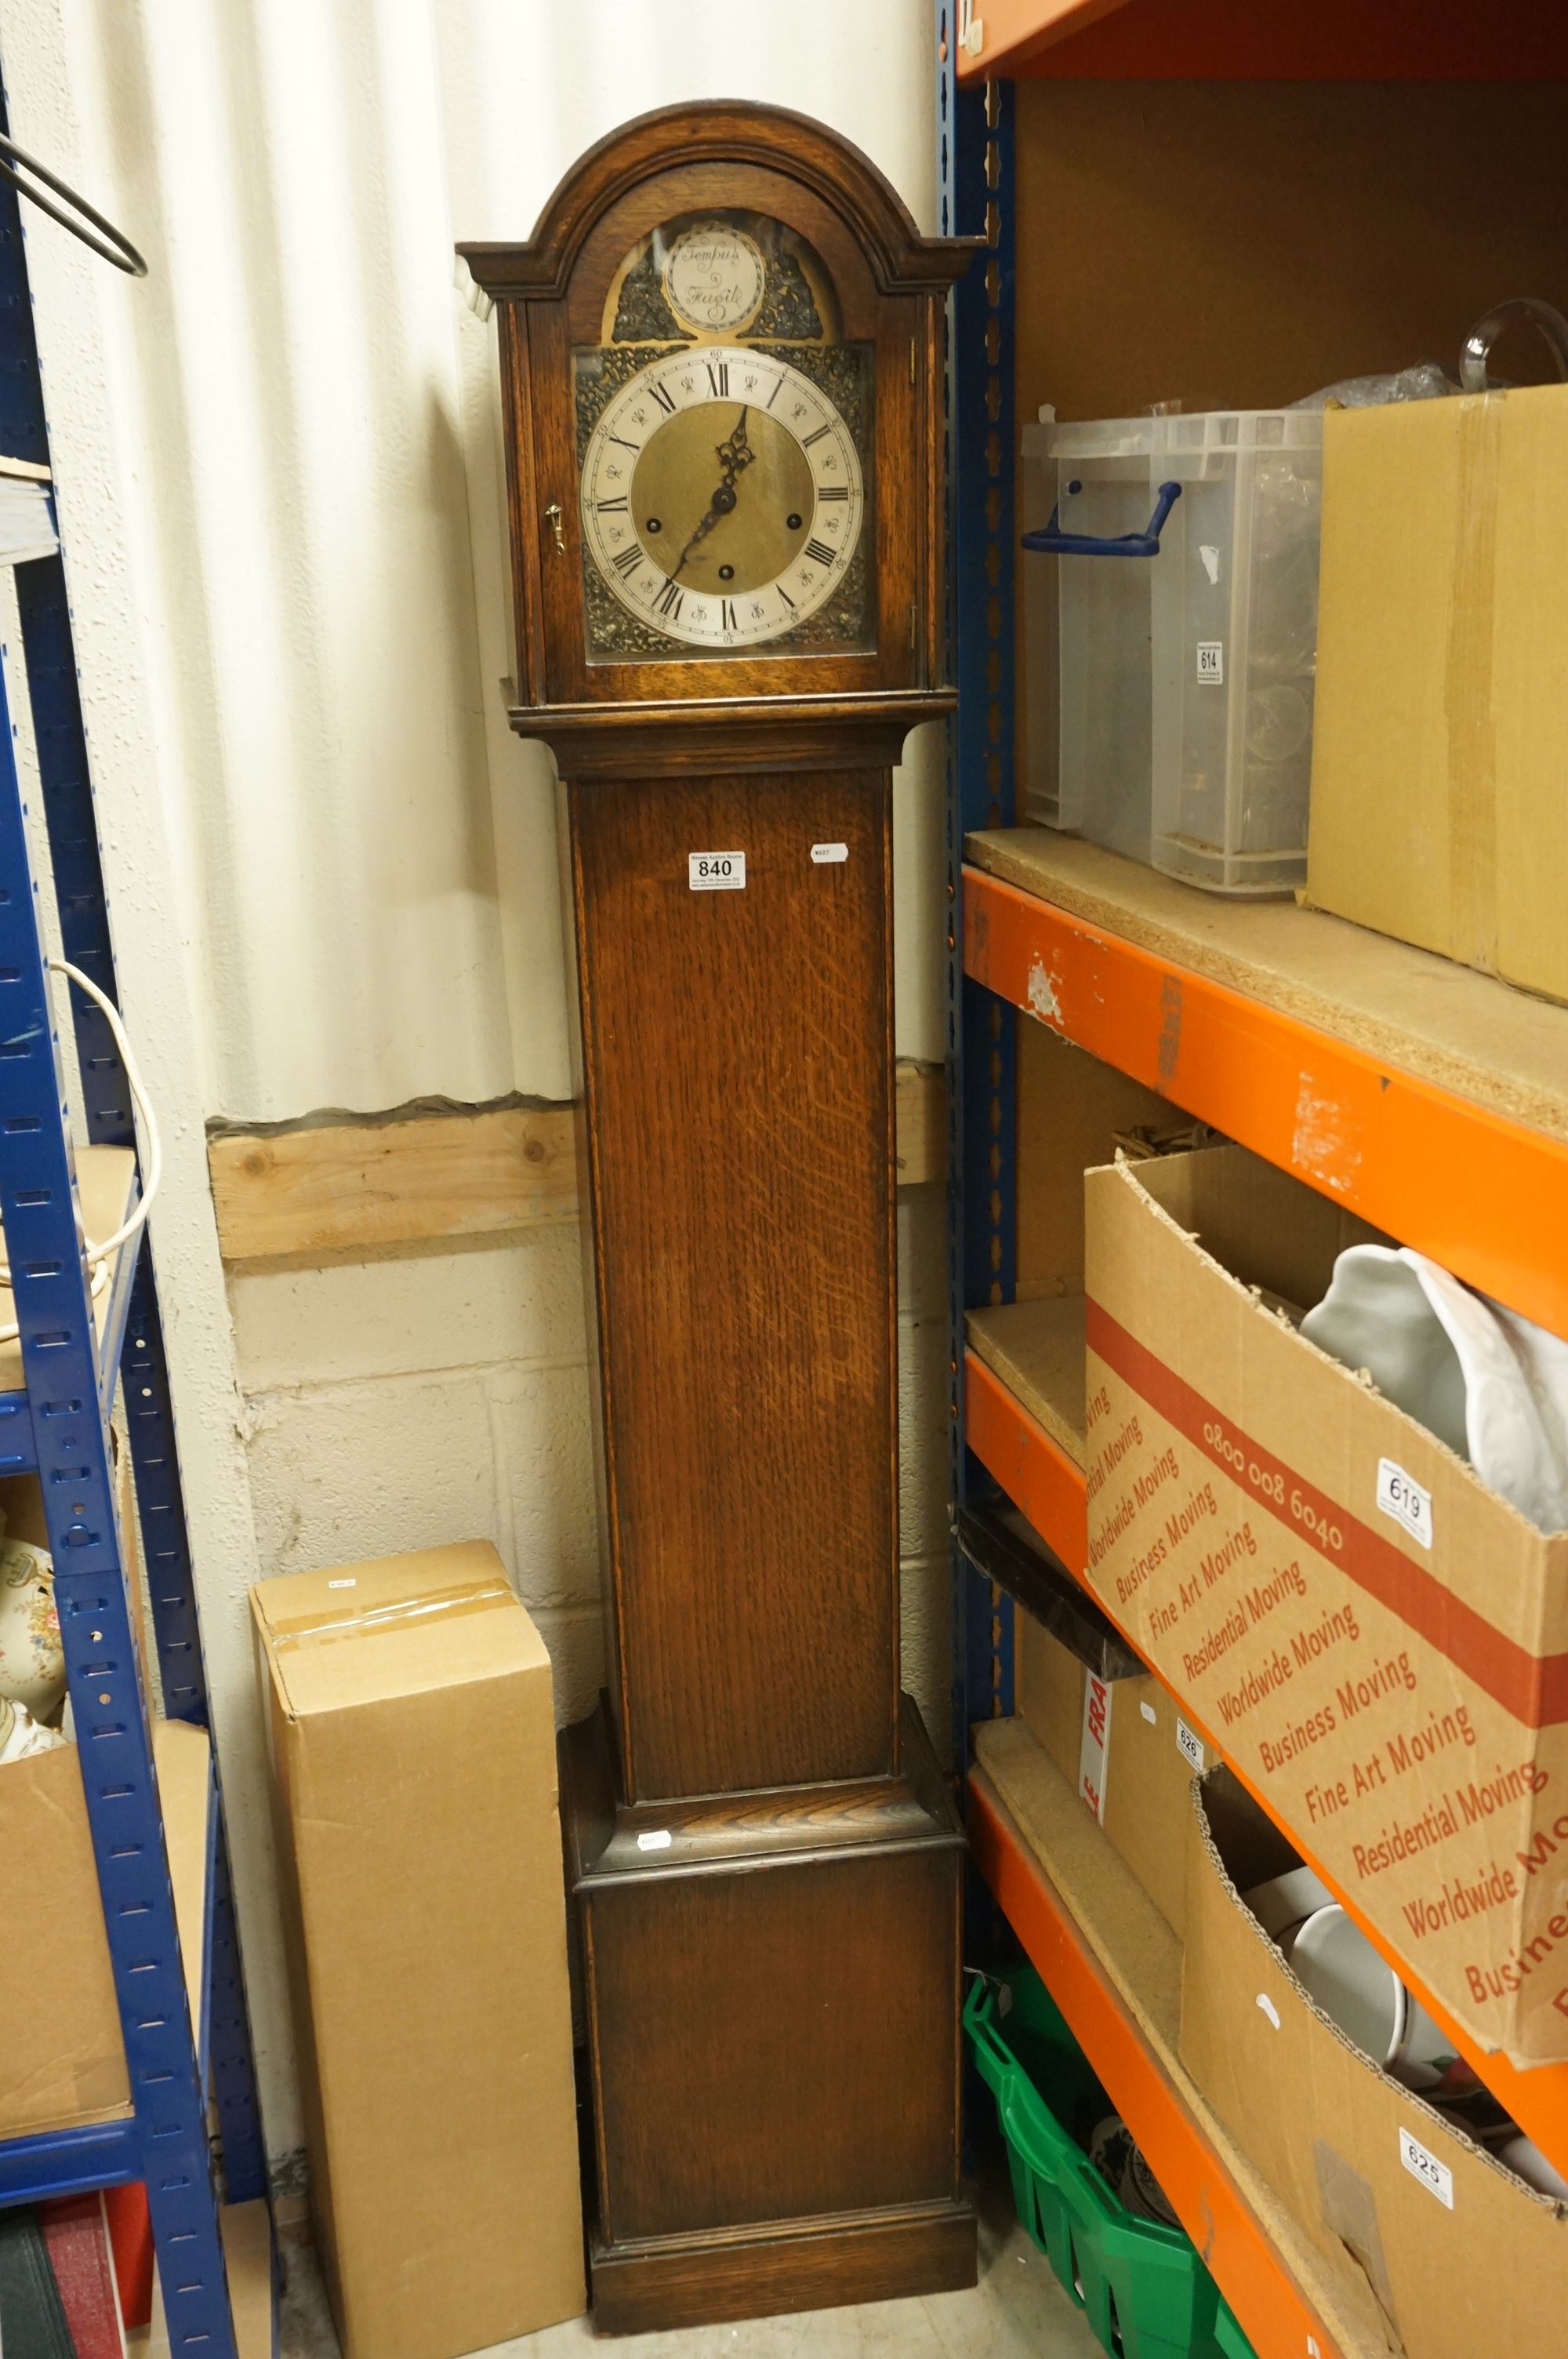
[672,407,753,577]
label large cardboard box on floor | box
[253,1543,585,2359]
[1015,1606,1203,1937]
[1082,1143,1568,2066]
[1307,382,1568,1004]
[1182,1767,1568,2359]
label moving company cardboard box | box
[1016,1608,1203,1936]
[1182,1767,1568,2359]
[1307,383,1568,1004]
[253,1543,585,2359]
[1082,1144,1568,2066]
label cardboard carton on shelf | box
[1183,1765,1568,2359]
[0,1461,187,2146]
[252,1541,585,2359]
[1307,380,1568,1005]
[1081,1142,1568,2066]
[1015,1605,1203,1938]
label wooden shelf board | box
[966,1330,1568,2179]
[963,832,1568,1336]
[971,1721,1386,2359]
[967,1301,1091,1579]
[968,831,1568,1140]
[0,1143,138,1393]
[967,1296,1086,1467]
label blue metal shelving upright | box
[0,73,269,2359]
[939,9,1018,1760]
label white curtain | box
[4,0,940,1124]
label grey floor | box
[280,2172,1103,2358]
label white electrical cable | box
[0,959,161,1345]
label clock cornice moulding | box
[501,685,957,780]
[456,100,980,307]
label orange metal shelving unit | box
[949,0,1568,2333]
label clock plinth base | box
[561,1699,975,2337]
[587,2197,977,2338]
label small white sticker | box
[810,841,848,865]
[1079,1673,1111,1825]
[636,1829,673,1852]
[327,1578,357,1590]
[1399,2126,1454,2208]
[688,850,746,891]
[1176,1717,1205,1773]
[1198,543,1222,587]
[1377,1457,1434,1550]
[1139,1699,1158,1725]
[1196,641,1225,684]
[1256,1994,1281,2030]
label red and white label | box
[1080,1672,1112,1824]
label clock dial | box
[579,345,866,652]
[662,224,766,333]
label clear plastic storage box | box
[1022,407,1324,896]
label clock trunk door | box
[572,768,898,1802]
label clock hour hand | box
[673,407,753,577]
[713,409,753,478]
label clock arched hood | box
[458,98,975,307]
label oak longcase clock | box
[460,104,975,2337]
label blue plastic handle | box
[1022,478,1182,558]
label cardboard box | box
[1015,1606,1203,1936]
[1307,382,1568,1004]
[252,1543,585,2359]
[1082,1143,1568,2065]
[1182,1766,1568,2359]
[0,1463,196,2143]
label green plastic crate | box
[964,1966,1258,2359]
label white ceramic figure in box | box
[1301,1246,1469,1456]
[0,1692,68,1763]
[1302,1245,1568,1533]
[0,1535,65,1722]
[1410,1252,1568,1533]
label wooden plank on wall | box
[209,1103,578,1263]
[893,1059,945,1191]
[211,1063,946,1267]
